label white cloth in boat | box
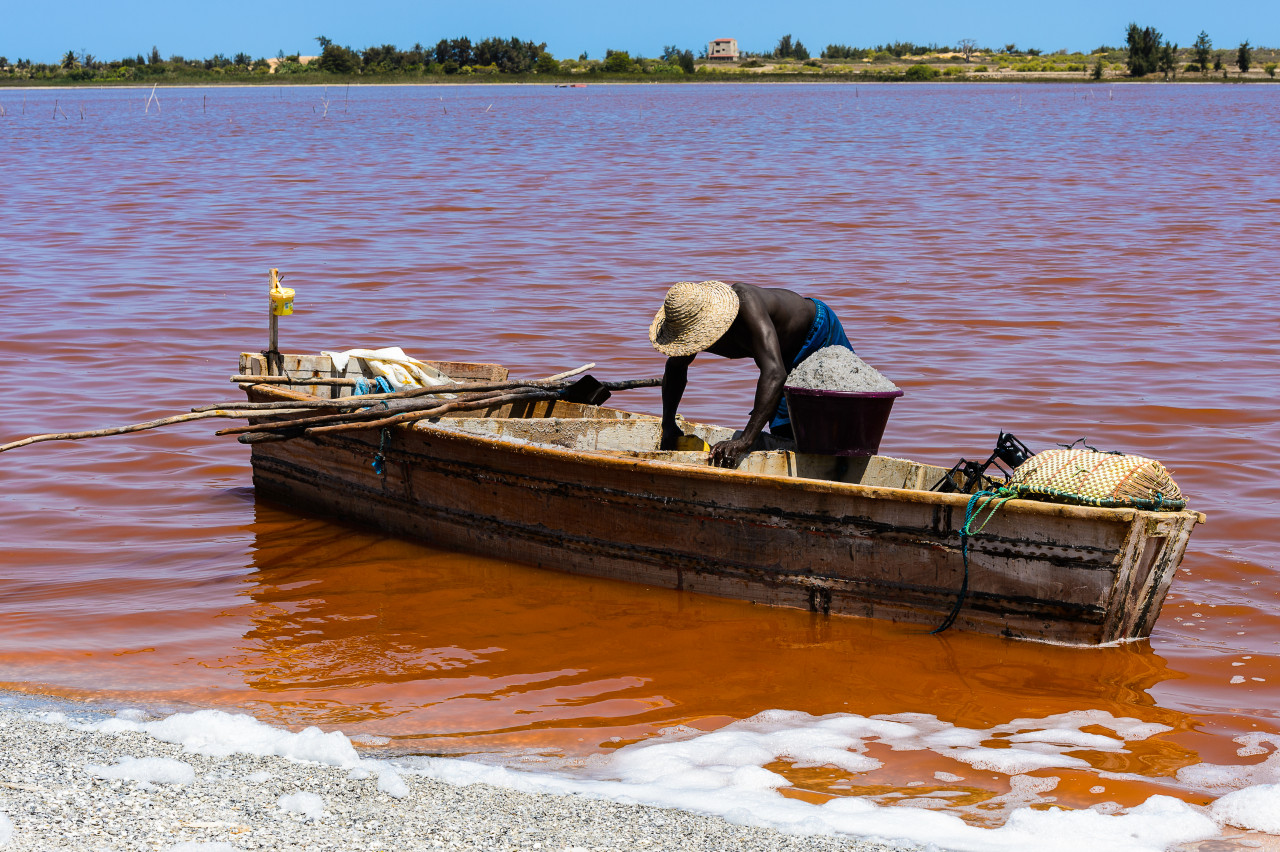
[323,347,458,396]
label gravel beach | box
[0,699,924,852]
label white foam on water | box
[1211,784,1280,834]
[1176,734,1280,793]
[76,708,362,768]
[35,705,1280,851]
[0,812,12,848]
[85,755,195,786]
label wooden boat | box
[237,352,1205,646]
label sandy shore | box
[0,701,923,852]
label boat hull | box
[240,356,1201,645]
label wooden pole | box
[306,390,561,436]
[205,375,658,414]
[0,407,312,454]
[213,388,521,437]
[229,375,359,386]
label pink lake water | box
[1,82,1278,837]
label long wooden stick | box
[230,375,359,385]
[228,362,595,388]
[213,388,524,437]
[0,408,312,454]
[203,379,553,413]
[306,390,561,435]
[200,373,658,414]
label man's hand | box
[710,436,753,468]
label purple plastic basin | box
[783,386,905,457]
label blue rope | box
[371,428,390,476]
[930,488,1017,635]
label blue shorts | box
[770,298,855,432]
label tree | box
[149,46,162,66]
[1266,62,1277,79]
[1158,41,1178,80]
[1213,51,1223,72]
[316,36,333,50]
[1003,43,1018,55]
[1091,56,1105,80]
[957,38,978,62]
[775,34,795,58]
[536,52,559,74]
[1124,23,1161,77]
[679,50,695,75]
[1193,31,1212,74]
[1237,41,1252,74]
[602,50,633,73]
[793,39,810,61]
[316,43,359,74]
[61,50,78,69]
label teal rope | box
[930,488,1017,635]
[371,428,390,476]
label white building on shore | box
[707,38,739,61]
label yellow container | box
[270,286,295,316]
[675,434,710,452]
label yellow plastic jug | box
[269,268,294,316]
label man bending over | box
[650,280,855,468]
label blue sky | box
[5,0,1276,64]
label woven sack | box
[1006,448,1186,510]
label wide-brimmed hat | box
[649,280,740,357]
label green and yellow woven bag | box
[1005,448,1186,511]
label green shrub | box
[974,65,989,72]
[1266,62,1277,78]
[904,64,939,80]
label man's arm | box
[660,355,694,450]
[709,290,787,467]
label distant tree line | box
[0,35,705,82]
[1125,24,1272,79]
[2,28,1275,85]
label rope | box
[929,488,1017,635]
[371,428,390,476]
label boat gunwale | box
[242,379,1205,528]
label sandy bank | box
[0,700,921,852]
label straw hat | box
[649,281,740,357]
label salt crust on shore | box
[3,696,1276,852]
[0,701,919,852]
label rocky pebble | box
[0,700,925,852]
[786,348,898,394]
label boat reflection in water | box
[239,495,1208,817]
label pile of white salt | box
[786,346,899,393]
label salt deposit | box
[787,347,899,393]
[6,695,1280,852]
